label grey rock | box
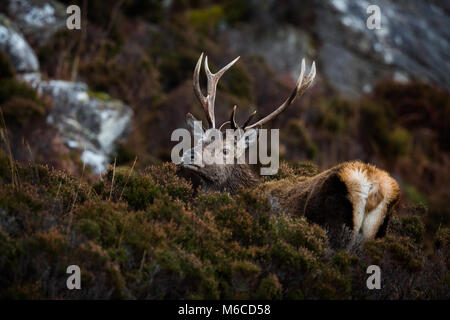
[7,0,67,45]
[225,25,314,79]
[223,0,450,96]
[0,4,133,174]
[315,0,450,95]
[21,74,133,173]
[0,14,39,72]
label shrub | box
[0,59,49,127]
[0,79,40,104]
[254,274,282,300]
[363,235,423,272]
[1,97,46,125]
[186,5,225,35]
[156,51,199,91]
[389,215,425,244]
[0,159,447,299]
[434,227,449,250]
[285,120,318,160]
[388,127,411,157]
[0,51,15,78]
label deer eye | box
[223,148,230,155]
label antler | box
[243,58,316,130]
[193,53,240,128]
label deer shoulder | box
[256,161,400,244]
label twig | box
[0,109,18,188]
[139,250,147,272]
[119,156,137,201]
[109,158,117,201]
[24,140,40,185]
[67,149,86,232]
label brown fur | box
[182,56,400,246]
[182,160,400,247]
[338,162,400,239]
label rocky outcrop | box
[0,13,39,72]
[225,25,313,79]
[22,74,133,173]
[315,0,450,96]
[0,13,133,173]
[7,0,67,46]
[224,0,450,96]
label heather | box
[0,154,447,299]
[0,0,449,300]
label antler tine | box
[244,59,316,130]
[193,53,213,128]
[229,105,238,130]
[243,110,257,128]
[221,107,256,131]
[204,55,240,128]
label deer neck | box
[206,164,261,194]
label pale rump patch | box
[339,161,400,240]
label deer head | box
[180,53,316,193]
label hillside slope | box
[0,153,448,299]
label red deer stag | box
[179,53,400,246]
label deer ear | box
[186,113,204,138]
[186,113,198,131]
[235,128,258,157]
